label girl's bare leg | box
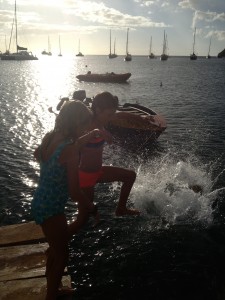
[99,166,140,216]
[41,214,70,300]
[68,187,95,240]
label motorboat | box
[107,103,167,142]
[76,72,131,83]
[67,90,167,145]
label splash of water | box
[132,156,217,226]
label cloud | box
[179,0,192,9]
[0,0,169,37]
[209,30,225,41]
[192,10,225,28]
[179,0,225,13]
[64,1,167,28]
[134,0,155,7]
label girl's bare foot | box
[115,208,140,216]
[57,286,76,297]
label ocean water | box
[1,55,225,299]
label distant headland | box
[218,48,225,58]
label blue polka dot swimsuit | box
[31,141,71,225]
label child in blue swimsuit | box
[32,100,99,300]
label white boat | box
[124,28,132,61]
[76,39,84,57]
[1,0,38,61]
[160,30,168,61]
[148,36,155,59]
[42,36,52,56]
[108,29,117,59]
[190,27,197,60]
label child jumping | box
[62,92,140,234]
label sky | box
[0,0,225,57]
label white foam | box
[131,158,216,226]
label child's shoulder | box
[59,141,79,164]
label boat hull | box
[1,53,38,60]
[107,123,162,142]
[108,54,117,59]
[124,55,132,61]
[190,53,197,60]
[148,54,155,59]
[76,73,131,83]
[107,103,167,144]
[160,54,168,61]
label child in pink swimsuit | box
[72,92,140,231]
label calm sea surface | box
[1,56,225,299]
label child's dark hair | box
[56,97,69,111]
[91,92,118,114]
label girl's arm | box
[34,131,54,162]
[63,145,95,212]
[77,128,113,146]
[76,129,101,148]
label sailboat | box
[108,29,117,59]
[206,37,212,59]
[148,36,155,59]
[58,35,62,57]
[1,0,38,61]
[0,35,9,57]
[160,30,168,61]
[190,27,197,60]
[124,28,132,61]
[76,39,84,57]
[42,36,52,56]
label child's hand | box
[100,130,113,144]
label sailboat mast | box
[149,36,152,55]
[9,12,15,52]
[126,28,129,54]
[166,34,168,55]
[114,38,116,55]
[59,35,61,54]
[15,0,18,53]
[5,35,7,52]
[208,37,211,56]
[162,30,166,54]
[109,29,112,55]
[48,36,50,52]
[192,27,196,54]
